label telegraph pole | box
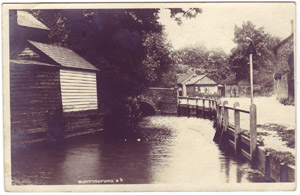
[249,53,254,104]
[246,41,256,105]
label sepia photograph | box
[2,1,296,192]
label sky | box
[158,3,295,54]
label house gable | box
[185,75,217,86]
[16,47,40,60]
[194,76,217,85]
[11,41,60,67]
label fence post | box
[209,99,212,118]
[219,101,228,144]
[280,163,288,182]
[216,99,222,130]
[196,98,199,118]
[177,99,180,116]
[213,99,216,119]
[233,102,241,155]
[265,152,271,181]
[250,104,257,161]
[202,99,205,118]
[223,101,229,132]
[187,97,190,117]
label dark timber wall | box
[10,63,62,144]
[10,62,104,144]
[63,110,103,138]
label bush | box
[103,97,142,138]
[279,98,294,106]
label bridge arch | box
[138,99,156,116]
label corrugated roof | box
[17,11,50,30]
[29,41,99,71]
[177,72,195,84]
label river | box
[11,115,265,185]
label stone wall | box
[144,87,177,114]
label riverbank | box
[219,96,295,182]
[221,96,295,162]
[177,95,295,182]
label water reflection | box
[12,116,265,185]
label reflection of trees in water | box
[11,127,172,185]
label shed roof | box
[17,11,50,30]
[185,75,206,85]
[185,75,217,85]
[29,41,99,71]
[177,72,195,84]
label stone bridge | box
[138,87,178,115]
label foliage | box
[265,148,295,165]
[279,98,295,106]
[173,45,233,82]
[229,21,280,81]
[169,8,202,25]
[103,97,141,136]
[31,8,202,131]
[30,10,69,46]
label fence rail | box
[176,96,294,182]
[177,96,256,161]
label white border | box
[1,0,299,193]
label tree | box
[173,45,232,82]
[31,8,202,133]
[229,21,280,81]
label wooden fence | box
[177,96,295,182]
[177,96,257,161]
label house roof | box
[177,72,195,84]
[220,75,238,85]
[185,75,217,85]
[28,41,99,71]
[17,11,50,30]
[273,34,294,55]
[238,79,250,86]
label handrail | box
[178,96,250,114]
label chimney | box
[291,20,294,35]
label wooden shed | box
[184,74,218,97]
[177,72,196,97]
[10,40,103,144]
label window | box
[60,69,98,112]
[195,86,199,92]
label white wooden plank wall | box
[60,69,98,112]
